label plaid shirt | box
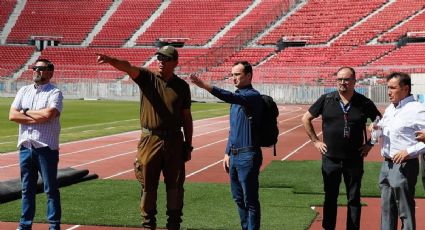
[11,83,63,150]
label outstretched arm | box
[189,74,213,92]
[96,53,140,80]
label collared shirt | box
[132,68,191,130]
[11,83,63,150]
[379,95,425,159]
[309,91,381,159]
[210,85,263,154]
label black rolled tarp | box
[0,167,98,203]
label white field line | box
[185,160,223,178]
[105,138,229,179]
[281,132,323,161]
[0,114,234,153]
[65,225,81,230]
[0,139,136,169]
[0,106,298,149]
[0,126,232,169]
[72,151,135,168]
[2,107,228,139]
[3,105,308,230]
[0,141,15,146]
[3,106,310,180]
[64,109,232,230]
[106,108,307,179]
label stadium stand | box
[0,0,424,88]
[7,0,111,44]
[378,10,425,43]
[220,47,276,66]
[324,44,396,67]
[18,46,156,80]
[170,48,211,73]
[258,0,387,45]
[213,0,290,47]
[369,43,425,67]
[0,0,16,32]
[90,0,161,47]
[332,0,425,46]
[0,45,35,77]
[135,0,251,46]
[195,47,276,81]
[259,46,339,67]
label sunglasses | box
[32,66,51,71]
[157,55,173,62]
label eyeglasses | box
[32,66,50,71]
[336,78,354,83]
[157,55,173,62]
[230,72,241,78]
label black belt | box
[21,145,50,150]
[141,128,180,137]
[230,146,260,155]
[384,157,417,163]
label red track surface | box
[1,104,424,230]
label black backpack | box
[244,94,280,155]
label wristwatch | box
[23,108,29,116]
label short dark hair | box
[233,61,252,75]
[337,66,356,78]
[386,72,411,94]
[36,58,54,71]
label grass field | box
[2,98,424,229]
[0,166,322,229]
[0,98,230,153]
[3,161,422,229]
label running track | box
[1,104,424,230]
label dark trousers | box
[321,155,364,230]
[422,154,425,191]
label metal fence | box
[0,77,391,105]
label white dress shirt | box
[11,83,63,150]
[378,95,425,159]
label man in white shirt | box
[373,72,425,230]
[413,126,425,192]
[9,59,63,230]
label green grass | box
[260,160,425,198]
[0,98,229,153]
[0,180,320,229]
[2,98,421,229]
[3,161,420,229]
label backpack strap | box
[241,104,263,148]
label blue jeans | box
[229,150,262,230]
[19,146,61,230]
